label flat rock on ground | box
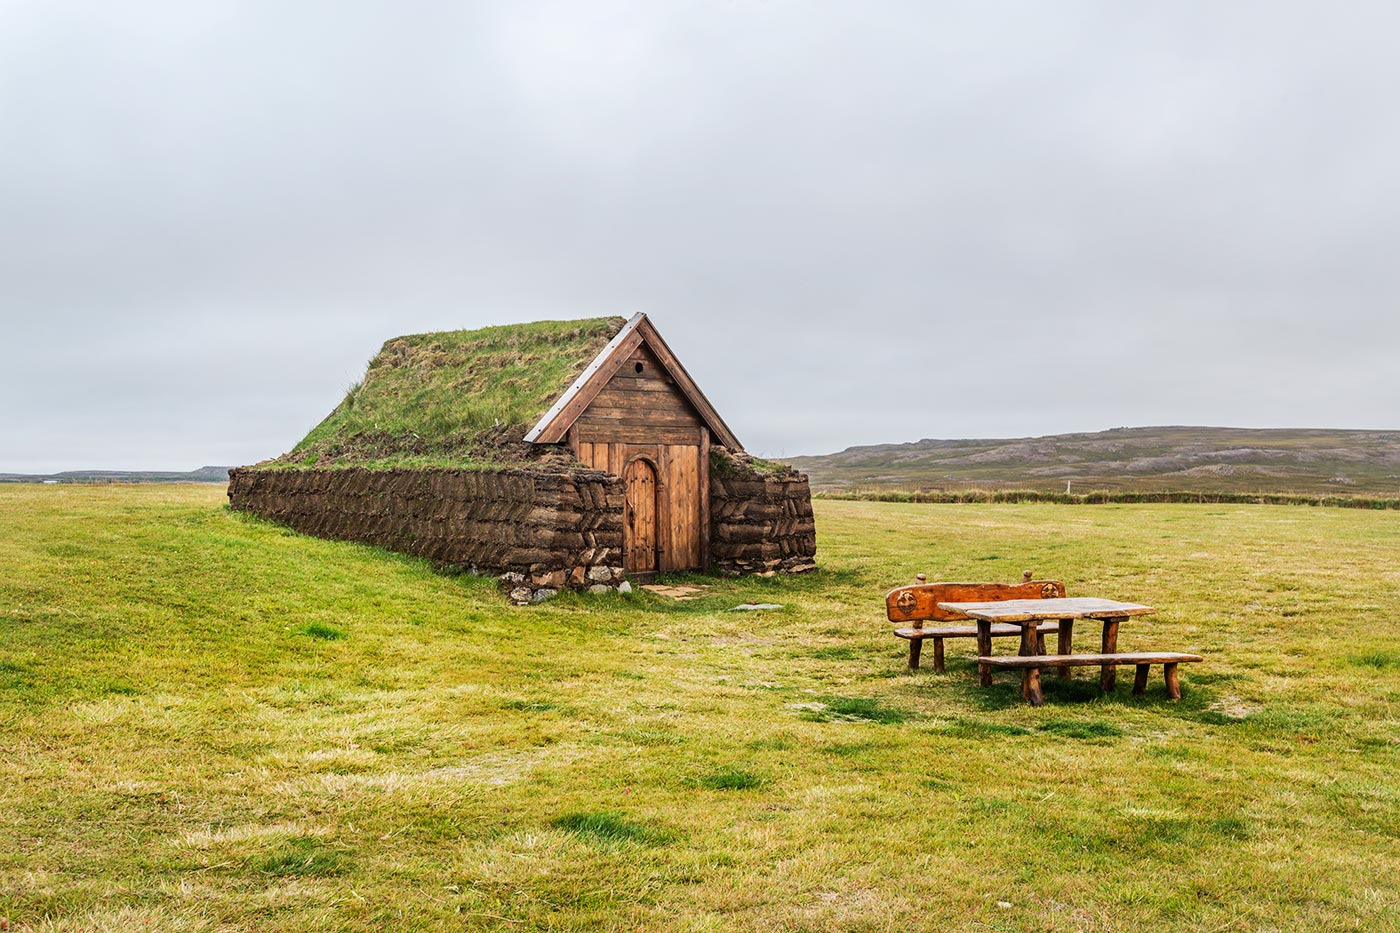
[642,584,709,600]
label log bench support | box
[1100,617,1121,692]
[977,652,1204,706]
[893,620,1063,673]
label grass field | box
[3,486,1399,932]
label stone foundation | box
[709,455,817,576]
[227,466,625,603]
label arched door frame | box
[622,454,664,577]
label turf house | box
[228,314,817,602]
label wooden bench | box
[979,652,1204,705]
[886,571,1067,672]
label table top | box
[936,597,1155,623]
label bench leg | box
[1100,617,1122,693]
[1133,663,1150,696]
[977,621,993,686]
[1036,631,1047,655]
[908,638,922,670]
[932,637,945,674]
[1164,662,1182,700]
[1023,666,1044,706]
[1056,619,1074,678]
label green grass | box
[821,488,1400,509]
[551,812,670,846]
[693,765,767,791]
[1351,650,1400,669]
[2,486,1400,931]
[282,315,624,468]
[295,621,347,641]
[798,695,913,724]
[250,836,349,877]
[1036,719,1125,739]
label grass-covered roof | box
[265,316,627,470]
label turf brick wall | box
[227,467,625,596]
[229,455,817,594]
[709,472,818,575]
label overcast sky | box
[3,1,1398,472]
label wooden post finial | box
[915,573,927,584]
[1023,570,1033,583]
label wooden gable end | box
[524,313,741,450]
[573,343,705,446]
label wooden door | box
[661,443,702,570]
[570,343,712,574]
[623,458,659,575]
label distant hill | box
[787,427,1400,496]
[0,466,231,485]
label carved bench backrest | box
[885,571,1066,626]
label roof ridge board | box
[631,317,741,450]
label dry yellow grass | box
[1,485,1398,931]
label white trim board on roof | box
[523,312,646,443]
[524,312,743,450]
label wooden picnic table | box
[937,597,1156,696]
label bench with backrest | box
[886,571,1067,672]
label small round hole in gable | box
[635,362,644,374]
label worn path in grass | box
[1,486,1398,932]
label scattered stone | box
[617,580,632,594]
[532,588,557,602]
[501,572,526,585]
[587,584,612,595]
[587,565,612,582]
[569,565,586,586]
[731,603,783,611]
[759,570,777,578]
[532,570,566,588]
[508,587,532,604]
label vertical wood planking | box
[664,444,700,569]
[664,445,679,570]
[571,357,708,572]
[698,428,710,570]
[657,444,672,571]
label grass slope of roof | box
[265,317,626,470]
